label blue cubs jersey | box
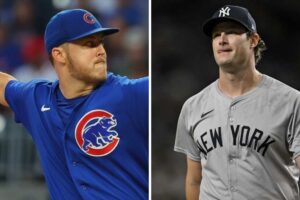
[5,73,148,200]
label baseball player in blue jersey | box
[0,9,148,200]
[174,5,300,200]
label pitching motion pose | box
[174,5,300,200]
[0,9,148,200]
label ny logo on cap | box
[219,6,231,17]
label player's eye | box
[84,39,104,48]
[84,41,92,47]
[212,32,221,39]
[226,30,239,35]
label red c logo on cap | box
[83,13,96,24]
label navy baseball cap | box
[203,5,256,37]
[44,9,119,54]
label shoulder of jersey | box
[265,75,300,98]
[185,81,216,106]
[109,73,148,87]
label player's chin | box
[217,60,236,70]
[94,62,107,72]
[217,54,234,62]
[97,64,107,76]
[217,59,231,66]
[94,61,106,68]
[88,73,107,85]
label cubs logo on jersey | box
[75,110,120,157]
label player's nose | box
[96,43,106,57]
[219,32,228,45]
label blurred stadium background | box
[152,0,300,199]
[0,0,148,199]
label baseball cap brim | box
[66,27,119,43]
[203,17,252,37]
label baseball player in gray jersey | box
[174,5,300,200]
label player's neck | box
[58,78,97,99]
[218,67,262,98]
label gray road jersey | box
[174,75,300,200]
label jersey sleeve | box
[5,80,36,124]
[174,100,201,161]
[128,76,149,134]
[288,94,300,160]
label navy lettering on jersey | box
[210,127,223,148]
[200,132,213,153]
[197,127,223,155]
[257,136,276,156]
[240,126,250,146]
[230,125,276,157]
[197,125,276,157]
[247,128,263,150]
[231,125,240,145]
[196,140,208,158]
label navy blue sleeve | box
[5,80,36,123]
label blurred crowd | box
[152,0,300,199]
[0,0,148,78]
[0,0,148,199]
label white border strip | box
[148,0,152,199]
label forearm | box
[0,72,16,107]
[186,158,202,200]
[186,177,201,200]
